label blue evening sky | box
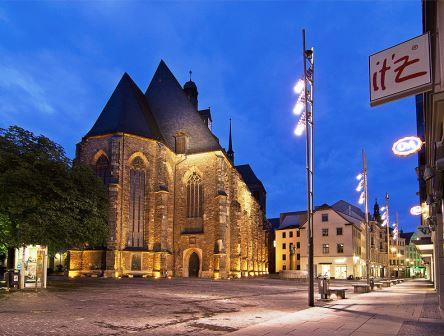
[0,1,421,232]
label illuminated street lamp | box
[381,193,390,278]
[292,29,315,307]
[355,150,370,285]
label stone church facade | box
[69,61,269,279]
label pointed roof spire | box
[85,72,163,141]
[227,118,234,164]
[145,60,221,153]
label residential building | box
[267,217,280,274]
[416,0,444,309]
[276,200,367,279]
[368,219,389,278]
[401,231,426,278]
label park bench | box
[381,280,391,287]
[373,282,383,289]
[329,288,347,299]
[353,284,370,293]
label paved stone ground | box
[0,276,329,336]
[228,279,444,336]
[1,278,441,336]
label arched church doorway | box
[188,252,200,277]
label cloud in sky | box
[0,63,55,115]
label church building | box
[69,61,269,279]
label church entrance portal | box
[188,252,200,277]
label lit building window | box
[128,157,146,248]
[187,172,203,218]
[95,154,110,184]
[337,243,344,253]
[322,244,329,254]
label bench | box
[353,284,371,293]
[390,280,398,285]
[329,288,347,299]
[381,280,391,287]
[373,282,383,289]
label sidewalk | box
[228,279,443,336]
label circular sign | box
[392,136,423,157]
[410,205,422,216]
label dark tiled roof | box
[278,211,307,230]
[145,60,221,154]
[332,200,365,221]
[235,164,264,190]
[86,73,164,140]
[400,231,414,245]
[267,218,280,230]
[198,108,212,122]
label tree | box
[0,126,109,254]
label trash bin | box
[317,276,330,300]
[6,270,20,289]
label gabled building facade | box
[275,200,367,279]
[69,61,269,279]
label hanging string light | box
[356,173,365,205]
[292,79,307,136]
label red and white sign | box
[369,33,432,107]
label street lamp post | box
[381,193,390,278]
[356,150,370,285]
[292,29,314,307]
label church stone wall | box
[69,134,268,279]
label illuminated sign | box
[334,258,346,264]
[392,136,423,157]
[410,205,422,216]
[370,33,432,107]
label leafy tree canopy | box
[0,126,109,254]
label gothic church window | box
[128,157,146,248]
[187,172,203,218]
[95,155,110,184]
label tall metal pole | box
[363,149,370,285]
[302,29,315,307]
[385,193,390,278]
